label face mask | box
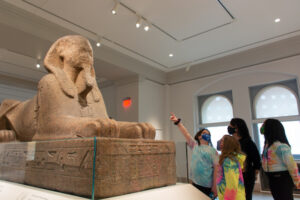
[217,139,222,151]
[201,134,211,142]
[260,125,264,134]
[227,126,236,135]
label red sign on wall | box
[122,97,132,109]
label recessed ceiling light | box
[96,42,101,47]
[275,18,280,23]
[36,63,40,68]
[169,53,173,57]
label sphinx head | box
[44,35,97,98]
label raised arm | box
[170,113,194,147]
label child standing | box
[170,113,218,198]
[217,135,246,200]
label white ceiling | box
[3,0,300,72]
[0,19,137,86]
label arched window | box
[198,91,233,148]
[251,81,300,157]
[254,85,299,118]
[202,95,233,123]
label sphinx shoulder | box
[38,74,60,91]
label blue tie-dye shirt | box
[187,138,218,187]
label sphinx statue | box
[0,35,155,142]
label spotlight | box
[144,24,149,31]
[169,53,173,57]
[112,2,119,15]
[95,35,102,47]
[136,16,142,28]
[96,38,101,47]
[274,18,280,23]
[185,64,191,72]
[36,59,41,68]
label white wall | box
[100,85,117,119]
[115,81,139,122]
[101,78,170,140]
[139,78,170,140]
[169,54,300,179]
[0,83,36,102]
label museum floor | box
[253,192,300,200]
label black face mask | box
[227,126,236,135]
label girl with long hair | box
[170,113,218,198]
[228,118,261,200]
[261,118,300,200]
[217,135,246,200]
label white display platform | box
[103,184,210,200]
[0,180,88,200]
[0,180,210,200]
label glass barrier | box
[0,137,97,199]
[175,141,189,183]
[0,136,177,199]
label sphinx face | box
[63,39,95,97]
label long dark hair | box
[230,118,251,139]
[263,118,290,147]
[194,128,211,146]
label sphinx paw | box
[0,130,17,142]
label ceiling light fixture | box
[185,63,191,72]
[96,35,102,47]
[275,18,280,23]
[36,59,41,69]
[136,16,142,28]
[144,24,149,31]
[169,53,173,57]
[111,1,119,15]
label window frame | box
[249,79,300,120]
[195,90,233,149]
[196,90,233,129]
[249,79,300,159]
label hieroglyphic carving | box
[0,138,176,198]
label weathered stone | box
[0,137,176,198]
[0,35,155,142]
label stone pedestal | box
[0,137,176,198]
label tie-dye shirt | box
[187,138,218,188]
[217,154,246,200]
[262,141,300,186]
